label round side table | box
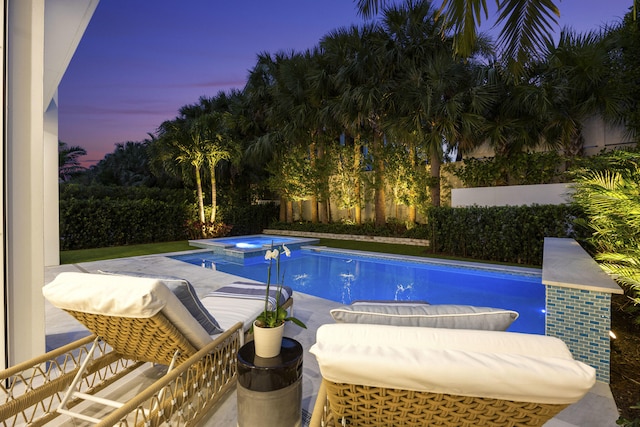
[237,337,303,427]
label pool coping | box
[303,245,542,276]
[542,238,623,294]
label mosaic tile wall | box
[546,285,611,383]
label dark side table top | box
[237,337,303,392]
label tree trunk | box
[209,165,217,223]
[279,196,287,222]
[373,134,386,226]
[309,141,319,223]
[429,144,441,207]
[326,199,332,223]
[317,142,328,223]
[354,138,362,225]
[195,165,205,223]
[286,200,293,223]
[408,140,417,223]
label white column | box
[0,0,6,371]
[44,95,60,267]
[6,0,46,365]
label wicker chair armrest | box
[0,335,139,426]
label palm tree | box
[269,49,329,223]
[58,141,86,181]
[607,9,640,140]
[90,141,152,186]
[355,0,562,76]
[243,52,295,221]
[320,23,393,226]
[539,29,630,160]
[155,117,207,223]
[200,112,238,223]
[474,61,547,167]
[383,0,492,206]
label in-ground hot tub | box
[188,234,320,259]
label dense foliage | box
[425,205,578,265]
[59,185,279,249]
[570,148,640,322]
[59,185,194,250]
[448,151,568,187]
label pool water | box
[172,249,545,334]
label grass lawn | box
[60,241,194,264]
[60,237,530,267]
[60,239,431,264]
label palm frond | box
[496,0,560,74]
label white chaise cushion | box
[43,272,213,349]
[200,295,265,332]
[97,270,223,334]
[330,303,518,330]
[310,323,596,405]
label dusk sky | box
[58,0,633,166]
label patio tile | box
[45,252,620,426]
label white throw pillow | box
[330,303,518,330]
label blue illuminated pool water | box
[172,249,545,334]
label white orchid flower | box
[282,244,291,257]
[264,248,279,260]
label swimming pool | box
[172,248,545,334]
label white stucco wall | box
[6,0,47,366]
[451,183,574,207]
[2,0,99,367]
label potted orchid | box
[253,243,306,358]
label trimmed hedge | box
[220,203,280,236]
[60,197,191,250]
[424,205,580,265]
[59,185,280,250]
[269,204,581,266]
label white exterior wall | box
[466,116,633,160]
[2,0,98,368]
[6,0,47,367]
[44,96,60,267]
[451,183,574,207]
[0,0,6,369]
[582,115,635,156]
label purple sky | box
[58,0,633,166]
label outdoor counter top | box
[542,237,623,294]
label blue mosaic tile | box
[546,285,611,383]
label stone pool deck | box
[44,250,620,426]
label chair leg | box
[58,339,181,424]
[57,337,107,423]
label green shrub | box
[60,197,191,250]
[219,203,280,236]
[449,152,568,187]
[59,185,282,249]
[425,205,580,265]
[570,148,640,322]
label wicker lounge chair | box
[309,323,596,427]
[0,272,293,426]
